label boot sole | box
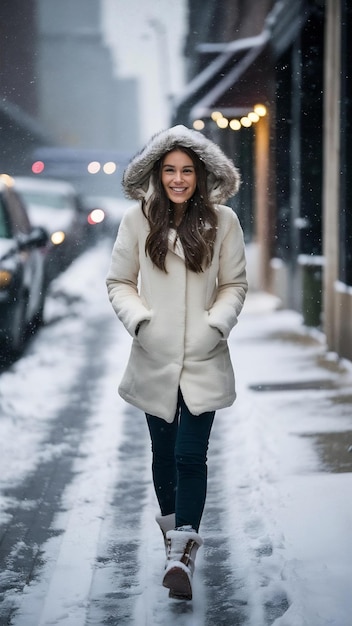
[163,566,192,600]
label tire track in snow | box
[7,312,129,626]
[85,405,152,626]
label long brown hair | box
[142,147,218,273]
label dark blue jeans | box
[146,390,215,532]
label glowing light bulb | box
[217,117,229,129]
[193,119,205,130]
[248,111,260,123]
[240,117,252,128]
[254,104,267,117]
[229,119,241,130]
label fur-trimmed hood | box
[122,125,241,205]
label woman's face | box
[161,149,197,205]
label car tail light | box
[87,209,105,225]
[32,161,45,174]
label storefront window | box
[339,0,352,286]
[299,9,324,257]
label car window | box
[8,190,31,234]
[19,190,74,210]
[0,196,11,238]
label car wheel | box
[7,295,28,356]
[30,298,45,333]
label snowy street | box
[0,239,352,626]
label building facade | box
[0,0,51,174]
[173,0,352,362]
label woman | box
[106,125,248,600]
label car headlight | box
[51,231,66,245]
[0,269,13,288]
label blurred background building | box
[0,0,140,179]
[0,0,49,174]
[0,0,351,361]
[37,0,140,152]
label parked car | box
[0,175,48,356]
[13,177,88,283]
[81,195,130,238]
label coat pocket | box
[186,312,223,358]
[135,316,171,357]
[203,322,223,353]
[135,319,150,348]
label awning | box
[173,30,270,124]
[173,0,310,126]
[190,33,271,121]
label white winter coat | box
[106,125,248,422]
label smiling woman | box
[106,124,248,601]
[161,150,197,222]
[145,144,218,273]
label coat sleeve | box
[207,208,248,339]
[106,206,152,337]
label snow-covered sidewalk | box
[1,243,352,625]
[221,293,352,625]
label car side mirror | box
[29,226,49,248]
[17,226,49,252]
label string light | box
[229,119,241,130]
[240,116,252,128]
[216,117,229,128]
[248,111,260,123]
[254,104,267,117]
[208,104,267,130]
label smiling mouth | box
[170,187,187,193]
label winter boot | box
[155,512,175,554]
[162,526,203,600]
